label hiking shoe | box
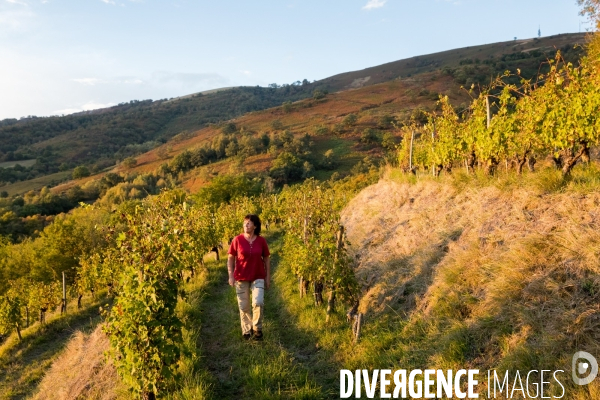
[243,332,252,340]
[253,330,263,341]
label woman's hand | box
[227,254,236,287]
[266,277,271,290]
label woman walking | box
[227,214,271,340]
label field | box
[0,171,72,196]
[0,160,37,169]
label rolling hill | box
[0,33,587,198]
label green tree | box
[72,166,90,179]
[269,152,304,184]
[122,157,138,168]
[360,128,381,145]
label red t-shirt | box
[228,234,270,281]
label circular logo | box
[572,351,598,386]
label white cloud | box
[51,108,82,116]
[52,101,116,116]
[72,77,145,85]
[82,101,115,111]
[72,78,102,86]
[101,0,116,4]
[362,0,386,10]
[240,70,251,76]
[5,0,29,6]
[0,7,34,33]
[151,71,230,89]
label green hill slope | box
[0,34,586,192]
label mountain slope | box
[0,33,586,194]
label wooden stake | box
[354,313,363,343]
[409,130,415,171]
[326,226,345,322]
[486,95,491,129]
[61,272,67,314]
[432,123,436,177]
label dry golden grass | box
[31,324,125,400]
[340,171,600,395]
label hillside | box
[1,26,599,400]
[321,33,587,90]
[0,33,586,197]
[20,170,600,399]
[45,33,587,197]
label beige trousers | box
[235,279,265,334]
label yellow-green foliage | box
[406,50,600,177]
[0,206,111,293]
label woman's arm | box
[264,256,271,290]
[227,254,236,286]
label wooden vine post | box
[409,130,415,172]
[432,121,436,177]
[61,272,66,315]
[299,214,309,298]
[326,225,345,322]
[486,95,491,129]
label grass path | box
[192,232,341,399]
[0,297,106,400]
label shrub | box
[343,114,358,127]
[122,157,137,168]
[72,166,90,179]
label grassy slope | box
[319,33,587,90]
[1,171,72,197]
[0,295,107,400]
[12,164,600,399]
[52,72,467,196]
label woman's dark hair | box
[244,214,261,236]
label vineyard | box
[397,51,600,178]
[3,4,600,398]
[0,176,371,399]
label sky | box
[0,0,590,120]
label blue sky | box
[0,0,588,120]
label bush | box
[314,125,330,136]
[382,132,397,150]
[122,157,137,168]
[221,123,237,135]
[379,114,395,129]
[312,90,326,100]
[194,174,263,205]
[282,101,293,113]
[72,166,90,179]
[343,114,358,127]
[269,152,304,185]
[360,128,381,145]
[270,120,284,131]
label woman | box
[227,214,271,340]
